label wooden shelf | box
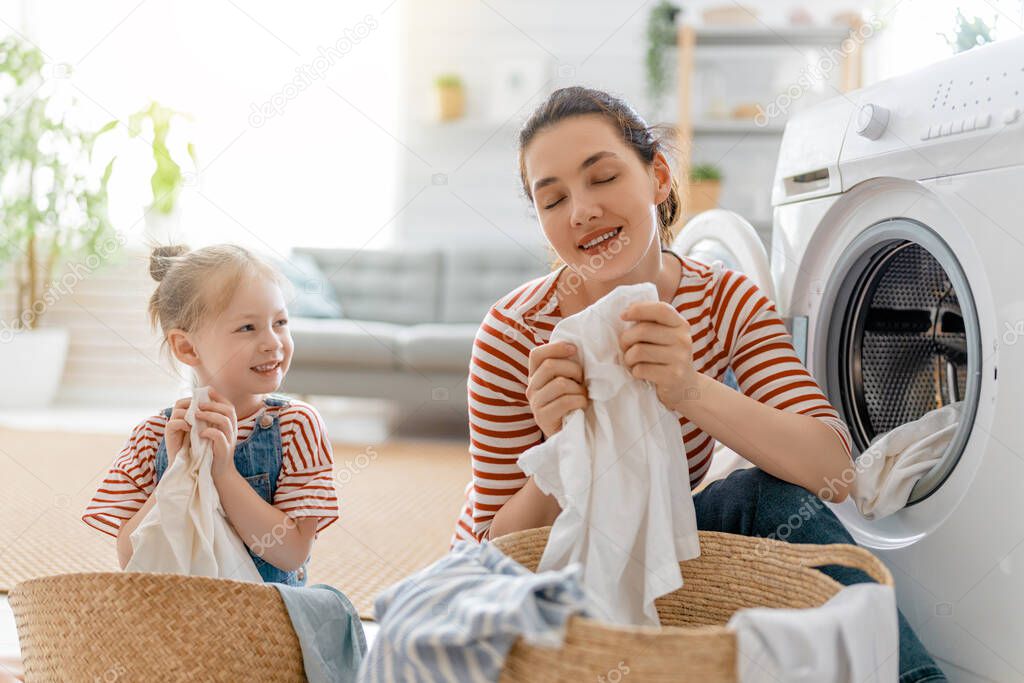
[684,24,855,47]
[692,119,785,135]
[674,20,865,235]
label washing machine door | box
[671,209,774,300]
[819,218,982,506]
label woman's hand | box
[164,397,193,469]
[620,301,701,414]
[194,388,239,478]
[526,341,588,439]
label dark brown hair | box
[517,86,681,247]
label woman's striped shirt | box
[452,252,851,544]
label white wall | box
[394,1,652,250]
[12,0,402,255]
[392,0,877,249]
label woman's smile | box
[577,226,623,254]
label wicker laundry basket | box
[491,527,894,683]
[9,572,306,683]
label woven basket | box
[491,526,893,683]
[9,572,306,683]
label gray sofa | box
[281,246,551,411]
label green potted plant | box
[128,100,195,242]
[939,9,995,53]
[645,1,682,115]
[0,36,118,407]
[686,163,723,217]
[434,73,465,122]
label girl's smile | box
[178,274,294,418]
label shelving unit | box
[674,19,866,241]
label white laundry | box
[851,401,963,521]
[727,582,899,683]
[517,282,700,627]
[126,386,262,582]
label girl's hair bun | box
[149,244,190,282]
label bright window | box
[12,0,400,256]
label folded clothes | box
[519,282,700,627]
[727,582,899,683]
[359,541,592,683]
[125,386,261,581]
[273,583,366,683]
[851,401,962,520]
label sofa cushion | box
[289,317,402,370]
[295,248,442,325]
[396,324,478,373]
[275,252,345,318]
[439,247,552,323]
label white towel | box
[851,401,962,521]
[126,386,262,581]
[518,283,701,627]
[727,582,899,683]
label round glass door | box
[822,219,981,505]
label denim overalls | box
[153,394,309,586]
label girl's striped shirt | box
[452,251,851,544]
[83,398,339,538]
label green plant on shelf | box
[434,74,463,89]
[645,0,681,111]
[689,163,722,182]
[938,9,995,54]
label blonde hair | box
[147,244,288,355]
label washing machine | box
[675,36,1024,681]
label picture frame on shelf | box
[489,58,550,124]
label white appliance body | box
[773,38,1024,682]
[678,37,1024,681]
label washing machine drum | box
[825,221,981,503]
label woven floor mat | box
[0,427,471,619]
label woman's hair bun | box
[149,244,190,282]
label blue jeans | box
[693,466,947,683]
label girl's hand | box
[620,301,700,414]
[194,388,238,478]
[526,341,588,439]
[164,397,193,469]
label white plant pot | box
[0,327,70,408]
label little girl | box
[83,244,339,586]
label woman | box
[450,86,945,682]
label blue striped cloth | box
[358,541,593,683]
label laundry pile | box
[360,541,592,683]
[275,583,367,683]
[727,582,898,682]
[518,282,701,627]
[851,401,963,520]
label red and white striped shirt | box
[452,252,851,544]
[83,398,339,539]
